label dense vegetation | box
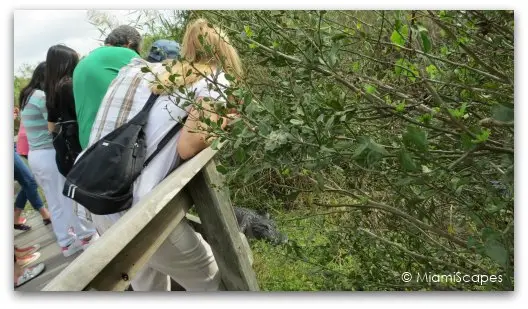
[179,10,514,291]
[15,10,514,291]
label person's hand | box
[223,113,240,130]
[13,107,20,120]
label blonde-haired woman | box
[153,18,242,159]
[83,19,243,291]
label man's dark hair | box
[104,25,142,54]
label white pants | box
[28,148,98,248]
[92,213,221,291]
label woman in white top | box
[84,18,243,291]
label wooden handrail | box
[43,147,220,291]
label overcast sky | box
[13,10,139,75]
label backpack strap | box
[143,116,188,168]
[134,92,188,167]
[140,93,161,113]
[129,93,160,125]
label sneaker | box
[16,252,41,268]
[15,244,41,258]
[14,224,31,231]
[80,233,100,250]
[61,241,83,257]
[15,263,46,288]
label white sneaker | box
[15,263,46,288]
[61,241,83,257]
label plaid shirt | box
[81,58,230,223]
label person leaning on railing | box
[81,18,243,291]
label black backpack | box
[62,93,185,215]
[52,120,82,177]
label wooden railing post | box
[187,159,259,291]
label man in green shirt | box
[73,25,142,149]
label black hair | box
[104,25,142,54]
[19,61,46,110]
[44,45,79,112]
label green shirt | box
[73,46,138,149]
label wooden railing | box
[42,146,259,291]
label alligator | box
[234,206,288,245]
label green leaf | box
[481,227,501,243]
[368,140,388,155]
[320,145,336,153]
[290,119,304,125]
[460,133,476,150]
[399,150,418,171]
[421,165,432,174]
[492,105,514,122]
[449,102,468,119]
[485,240,508,267]
[390,25,408,47]
[364,84,376,94]
[326,99,343,111]
[243,92,252,106]
[234,147,246,162]
[265,131,289,151]
[403,126,428,151]
[395,19,402,31]
[244,25,253,38]
[353,138,370,158]
[210,138,220,150]
[328,44,339,67]
[140,66,151,73]
[394,58,419,82]
[472,128,491,144]
[395,101,406,112]
[417,25,432,53]
[216,164,228,174]
[331,33,348,42]
[325,115,335,131]
[440,45,449,56]
[225,73,235,81]
[467,236,479,249]
[351,61,360,72]
[233,137,242,149]
[315,173,326,191]
[185,69,193,77]
[426,64,438,79]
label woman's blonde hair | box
[151,18,243,94]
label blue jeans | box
[14,150,43,211]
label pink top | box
[16,122,29,156]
